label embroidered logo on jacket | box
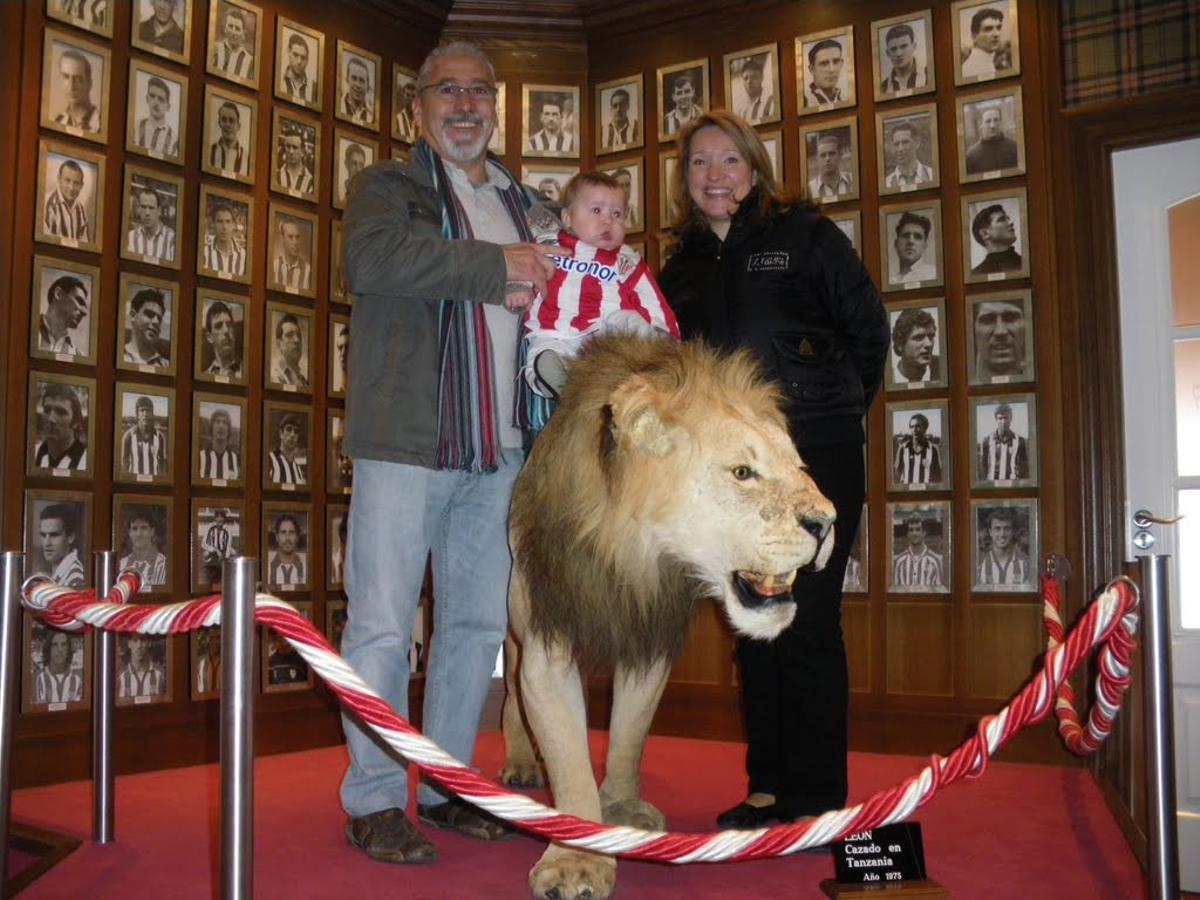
[746,251,789,272]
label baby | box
[522,171,679,399]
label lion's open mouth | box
[733,570,798,609]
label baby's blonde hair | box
[561,171,625,210]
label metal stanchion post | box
[0,553,25,900]
[1138,554,1180,900]
[92,552,117,844]
[221,557,258,900]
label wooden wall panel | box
[668,602,728,686]
[885,602,953,697]
[964,601,1042,699]
[844,599,870,693]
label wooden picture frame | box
[724,44,782,127]
[658,151,680,230]
[112,493,174,595]
[328,410,352,496]
[487,81,507,156]
[201,83,257,185]
[30,255,101,366]
[391,63,419,144]
[657,59,709,142]
[115,630,173,707]
[266,203,318,299]
[876,102,941,197]
[192,392,247,489]
[47,0,114,37]
[521,163,578,205]
[796,25,856,116]
[263,600,314,691]
[130,0,194,66]
[827,210,862,258]
[120,163,184,270]
[330,219,349,306]
[951,0,1021,87]
[523,83,581,159]
[962,186,1030,284]
[871,10,936,103]
[113,382,175,486]
[274,17,324,112]
[329,312,350,399]
[194,287,249,386]
[125,58,187,166]
[191,499,246,593]
[843,502,869,594]
[332,129,376,210]
[326,599,348,654]
[887,398,952,492]
[335,40,382,132]
[327,504,348,589]
[971,498,1039,593]
[879,199,944,292]
[885,296,949,391]
[598,156,645,234]
[595,73,644,156]
[886,499,951,594]
[800,117,860,204]
[23,615,90,714]
[40,28,111,145]
[197,184,253,285]
[971,393,1039,488]
[264,300,314,393]
[27,371,96,480]
[270,108,321,202]
[262,501,311,591]
[262,400,311,492]
[116,272,179,376]
[966,289,1035,386]
[956,85,1026,184]
[191,625,221,700]
[760,129,784,185]
[35,139,105,254]
[24,488,92,588]
[206,0,263,90]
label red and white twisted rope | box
[21,569,1140,863]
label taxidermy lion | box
[501,333,836,900]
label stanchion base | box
[820,878,949,898]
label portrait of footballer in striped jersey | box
[39,29,111,144]
[886,500,951,594]
[328,411,352,495]
[117,273,178,375]
[191,501,245,592]
[265,301,313,391]
[971,499,1038,592]
[206,0,262,90]
[842,502,868,594]
[113,384,174,486]
[335,41,381,132]
[131,0,193,66]
[263,402,310,491]
[263,600,313,692]
[275,18,324,113]
[125,60,187,166]
[888,399,950,492]
[26,372,95,480]
[194,289,248,386]
[23,617,89,714]
[266,205,317,299]
[113,495,173,595]
[270,110,320,202]
[971,394,1037,488]
[191,626,221,700]
[47,0,115,37]
[262,502,310,591]
[120,166,183,269]
[329,314,350,398]
[192,393,246,488]
[30,256,100,366]
[115,632,171,707]
[197,186,252,285]
[328,505,348,589]
[25,491,92,589]
[333,130,375,210]
[201,84,256,184]
[36,140,105,254]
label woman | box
[658,111,888,829]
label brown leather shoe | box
[346,808,437,864]
[417,798,515,841]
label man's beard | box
[435,114,491,163]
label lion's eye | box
[731,465,755,481]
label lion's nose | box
[799,515,831,542]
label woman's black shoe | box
[716,801,781,830]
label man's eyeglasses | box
[421,81,497,102]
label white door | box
[1113,136,1200,891]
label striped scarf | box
[414,142,533,472]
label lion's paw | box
[529,850,616,900]
[601,797,666,832]
[499,760,546,788]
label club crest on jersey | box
[746,251,790,272]
[549,254,621,283]
[616,248,639,279]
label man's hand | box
[503,242,562,298]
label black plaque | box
[833,822,927,885]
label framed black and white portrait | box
[828,210,862,258]
[391,63,419,144]
[47,0,114,37]
[263,401,311,491]
[271,109,321,202]
[326,599,348,654]
[328,504,348,589]
[30,255,100,366]
[842,503,868,594]
[328,410,352,495]
[522,164,578,206]
[27,371,95,480]
[888,399,951,492]
[876,103,940,196]
[262,501,310,590]
[871,10,936,103]
[263,600,313,691]
[335,40,381,132]
[40,29,111,144]
[524,84,581,159]
[795,26,856,116]
[329,313,350,399]
[951,0,1021,86]
[333,129,376,210]
[599,157,644,234]
[886,500,951,594]
[962,187,1029,284]
[191,500,245,593]
[113,382,174,486]
[131,0,193,65]
[120,165,182,270]
[488,81,507,156]
[659,151,680,229]
[25,489,92,588]
[195,287,248,386]
[266,204,318,299]
[886,297,948,391]
[275,17,323,112]
[657,59,708,142]
[197,184,252,285]
[971,499,1038,592]
[800,118,860,204]
[23,615,90,714]
[192,392,246,488]
[966,289,1035,385]
[117,272,178,376]
[724,44,782,127]
[201,84,256,184]
[595,74,644,155]
[36,139,105,253]
[115,631,172,707]
[265,301,314,393]
[879,200,944,292]
[112,493,173,594]
[972,393,1038,488]
[206,0,262,90]
[191,625,221,700]
[330,219,348,306]
[125,59,187,165]
[760,129,784,185]
[957,85,1026,183]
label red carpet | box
[12,731,1144,898]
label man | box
[126,186,177,262]
[117,634,166,701]
[53,49,100,132]
[34,382,88,471]
[121,395,167,476]
[528,98,574,152]
[338,40,558,864]
[880,22,927,93]
[535,177,561,203]
[273,219,312,291]
[38,274,89,356]
[807,132,852,200]
[804,38,845,106]
[203,203,246,277]
[884,123,934,189]
[892,514,944,588]
[281,32,317,104]
[33,630,83,705]
[268,513,306,586]
[891,211,935,284]
[119,508,167,591]
[271,313,308,386]
[212,7,253,80]
[268,630,308,683]
[278,132,315,195]
[970,203,1022,275]
[341,56,374,126]
[612,167,639,231]
[57,0,107,29]
[973,298,1027,379]
[209,100,248,176]
[37,504,85,587]
[394,78,418,142]
[124,288,168,367]
[977,508,1031,587]
[978,402,1029,481]
[199,407,240,481]
[891,307,940,383]
[138,0,184,55]
[44,159,90,242]
[201,507,235,566]
[203,300,243,378]
[602,87,639,148]
[962,7,1009,79]
[134,76,179,157]
[735,56,776,124]
[663,73,700,133]
[195,627,221,693]
[341,142,367,204]
[893,413,942,486]
[966,105,1018,174]
[267,413,306,486]
[333,323,350,393]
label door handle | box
[1132,509,1184,528]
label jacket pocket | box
[771,332,843,403]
